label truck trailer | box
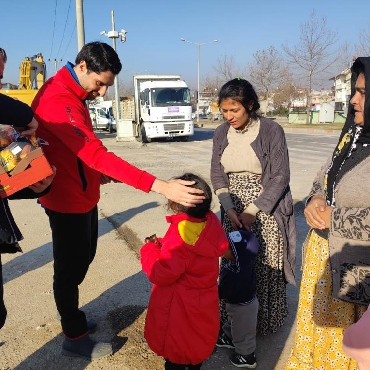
[129,75,194,142]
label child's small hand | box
[144,234,162,246]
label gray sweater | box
[211,117,297,285]
[309,153,370,305]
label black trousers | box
[46,206,98,338]
[0,255,7,329]
[164,359,202,370]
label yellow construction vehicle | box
[0,53,47,106]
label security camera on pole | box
[101,11,134,141]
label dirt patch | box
[105,305,164,369]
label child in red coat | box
[140,173,229,370]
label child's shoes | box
[229,352,256,368]
[216,331,235,349]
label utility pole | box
[101,11,130,141]
[75,0,85,51]
[48,59,63,74]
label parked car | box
[89,107,116,133]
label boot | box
[62,333,113,360]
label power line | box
[49,0,58,59]
[55,0,72,59]
[61,21,77,60]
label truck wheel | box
[141,125,151,143]
[180,136,189,142]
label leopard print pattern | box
[220,173,288,335]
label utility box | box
[116,119,136,142]
[319,101,335,123]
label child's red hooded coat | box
[140,211,228,365]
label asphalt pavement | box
[0,125,338,369]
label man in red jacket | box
[32,41,204,361]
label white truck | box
[129,75,194,142]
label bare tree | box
[355,22,370,56]
[213,54,244,83]
[282,10,339,124]
[272,82,305,113]
[105,77,134,100]
[203,74,224,101]
[248,46,289,115]
[336,41,354,71]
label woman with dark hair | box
[211,78,296,339]
[140,173,229,370]
[285,58,370,369]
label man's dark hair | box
[75,41,122,75]
[218,78,260,120]
[167,173,212,219]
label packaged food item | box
[0,125,16,148]
[0,135,39,173]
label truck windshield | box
[151,88,191,106]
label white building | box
[329,67,351,112]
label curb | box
[282,127,339,134]
[195,123,341,134]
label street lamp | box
[100,10,127,123]
[180,38,218,123]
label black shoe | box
[62,334,113,360]
[229,352,257,368]
[216,331,235,349]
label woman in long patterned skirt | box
[286,57,370,369]
[211,78,296,336]
[221,173,288,334]
[285,231,365,369]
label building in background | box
[330,67,351,113]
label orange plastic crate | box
[0,147,53,198]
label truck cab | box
[133,75,194,142]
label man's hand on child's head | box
[151,179,205,207]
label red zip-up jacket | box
[140,211,229,365]
[32,65,155,213]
